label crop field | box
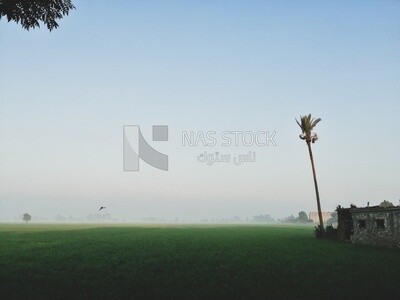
[0,224,399,299]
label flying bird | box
[99,206,106,211]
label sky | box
[0,1,399,222]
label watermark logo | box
[123,126,276,171]
[182,131,276,147]
[182,130,276,167]
[123,125,169,171]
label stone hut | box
[336,206,352,241]
[337,205,400,249]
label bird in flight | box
[99,206,106,211]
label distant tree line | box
[282,211,313,224]
[86,213,111,222]
[250,214,275,223]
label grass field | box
[0,224,399,299]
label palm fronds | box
[296,114,321,143]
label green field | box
[0,224,399,299]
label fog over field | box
[1,1,399,222]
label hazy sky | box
[0,1,399,221]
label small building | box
[308,211,332,223]
[337,205,400,249]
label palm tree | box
[296,114,324,231]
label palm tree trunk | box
[307,142,324,230]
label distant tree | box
[380,200,394,208]
[284,215,297,223]
[86,213,111,222]
[0,0,75,31]
[252,214,275,223]
[296,114,324,231]
[55,214,66,222]
[298,211,309,223]
[326,211,338,225]
[233,216,241,222]
[22,213,31,223]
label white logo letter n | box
[123,125,168,171]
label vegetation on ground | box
[0,224,399,299]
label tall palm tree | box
[296,114,324,230]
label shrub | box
[314,225,337,239]
[314,225,325,238]
[324,225,337,239]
